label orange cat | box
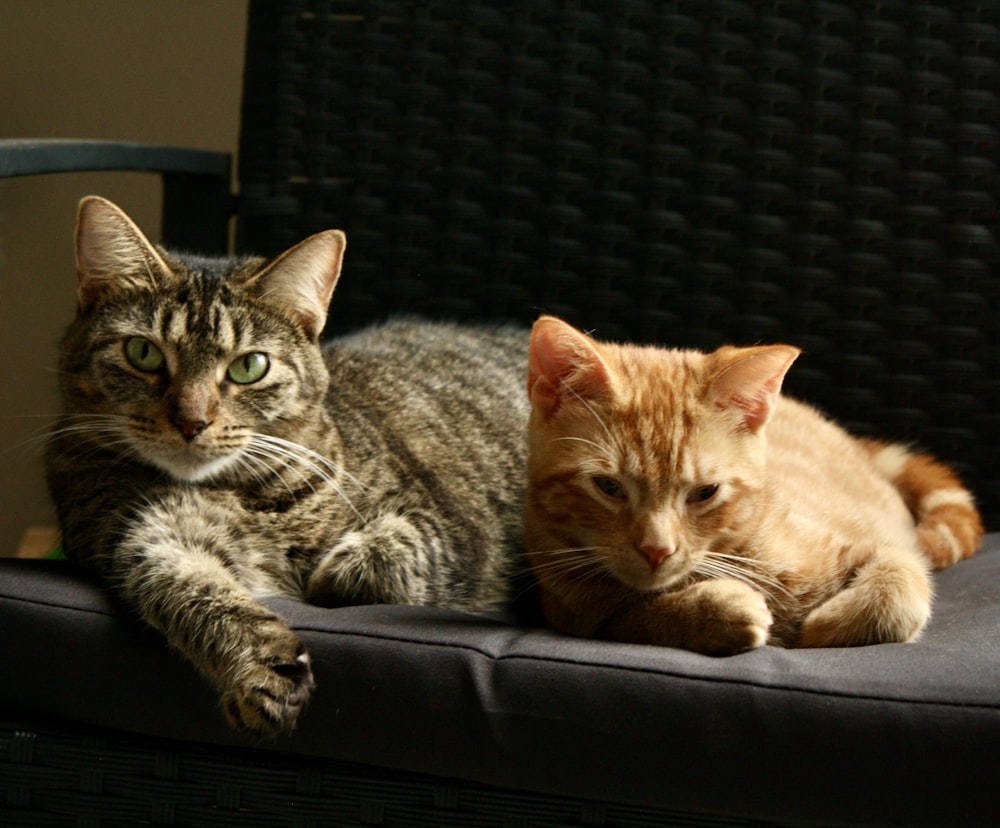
[524,316,983,654]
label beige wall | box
[0,1,248,554]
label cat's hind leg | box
[865,439,983,569]
[797,543,931,647]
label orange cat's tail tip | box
[865,441,985,571]
[916,501,984,570]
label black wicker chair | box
[3,2,1000,825]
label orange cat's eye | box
[593,476,627,500]
[687,484,719,504]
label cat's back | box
[324,318,528,405]
[321,318,530,462]
[767,397,916,546]
[327,318,527,377]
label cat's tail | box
[864,440,984,570]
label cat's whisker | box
[44,418,139,463]
[253,434,367,492]
[546,563,612,599]
[533,561,607,585]
[233,453,292,495]
[704,551,797,598]
[240,444,321,500]
[247,434,368,526]
[528,547,613,586]
[3,426,74,456]
[694,559,766,601]
[693,552,796,610]
[530,545,609,557]
[244,439,332,487]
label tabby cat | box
[524,315,983,654]
[46,196,530,734]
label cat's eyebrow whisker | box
[550,436,616,463]
[140,250,161,290]
[565,385,615,445]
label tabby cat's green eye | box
[228,352,270,384]
[124,337,165,372]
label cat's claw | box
[222,638,316,736]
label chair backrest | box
[236,0,1000,529]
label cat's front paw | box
[306,517,428,607]
[686,579,772,656]
[221,625,316,735]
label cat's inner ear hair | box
[528,315,612,417]
[74,196,172,311]
[249,230,347,339]
[707,344,800,433]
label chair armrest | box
[0,138,233,253]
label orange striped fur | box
[863,439,984,570]
[525,316,982,655]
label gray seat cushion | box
[3,536,1000,826]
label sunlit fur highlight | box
[525,316,983,655]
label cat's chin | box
[146,451,240,484]
[614,564,691,594]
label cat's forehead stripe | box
[618,358,698,491]
[155,279,242,352]
[164,304,189,342]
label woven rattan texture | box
[237,1,1000,526]
[1,725,801,827]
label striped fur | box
[524,316,982,655]
[47,197,530,734]
[864,439,984,570]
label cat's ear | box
[528,316,612,418]
[249,230,346,339]
[708,344,801,433]
[75,196,171,310]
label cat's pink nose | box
[173,418,211,441]
[640,545,675,568]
